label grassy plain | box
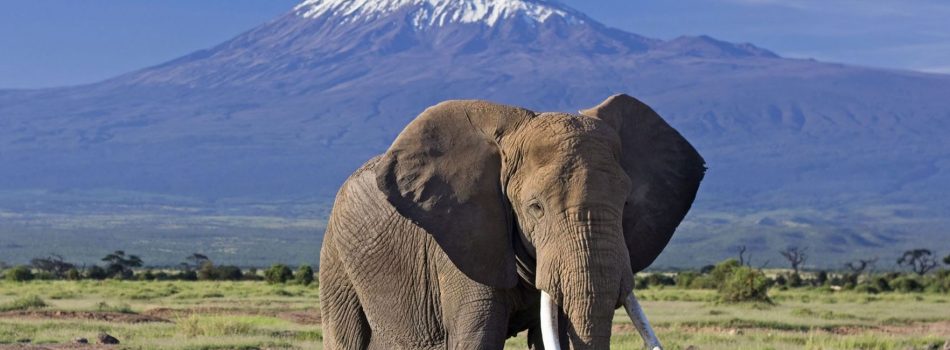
[0,281,946,349]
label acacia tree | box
[30,254,75,278]
[778,246,808,274]
[185,253,210,270]
[897,249,938,276]
[102,250,144,279]
[843,258,877,285]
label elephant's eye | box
[526,200,544,219]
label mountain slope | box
[1,0,949,267]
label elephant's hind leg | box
[321,246,371,349]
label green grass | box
[0,295,47,312]
[0,281,947,349]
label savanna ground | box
[0,281,947,350]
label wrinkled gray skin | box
[320,94,705,349]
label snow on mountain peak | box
[294,0,584,28]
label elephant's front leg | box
[438,265,512,350]
[320,244,371,349]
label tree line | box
[635,247,950,302]
[2,248,948,299]
[1,251,315,286]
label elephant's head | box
[377,94,705,348]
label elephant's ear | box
[581,94,706,272]
[376,100,533,288]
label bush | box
[215,266,244,281]
[922,269,950,293]
[65,268,81,281]
[243,267,262,281]
[295,265,315,286]
[787,273,804,288]
[197,261,216,281]
[265,264,293,284]
[854,283,880,294]
[773,274,787,287]
[85,266,108,280]
[4,266,34,282]
[33,271,55,280]
[710,259,741,287]
[815,270,829,286]
[676,271,699,288]
[719,266,771,303]
[645,273,675,288]
[868,276,892,292]
[890,276,924,293]
[177,270,198,281]
[688,275,719,289]
[138,270,156,281]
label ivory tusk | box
[623,292,663,350]
[539,291,562,350]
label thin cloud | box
[718,0,950,18]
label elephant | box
[319,94,705,349]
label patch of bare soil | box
[0,345,116,350]
[622,320,950,337]
[0,310,168,324]
[831,321,950,336]
[278,311,321,325]
[143,307,320,324]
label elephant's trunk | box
[535,210,634,349]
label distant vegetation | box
[3,248,949,304]
[1,251,316,286]
[635,247,950,302]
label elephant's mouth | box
[538,290,663,350]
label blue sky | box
[1,0,948,88]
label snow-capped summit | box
[294,0,585,28]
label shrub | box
[710,259,741,286]
[197,261,216,281]
[890,276,924,293]
[719,266,771,303]
[773,274,787,287]
[688,275,719,289]
[815,270,829,286]
[868,276,892,292]
[854,283,880,294]
[85,266,108,280]
[676,271,699,288]
[215,265,244,281]
[4,266,34,282]
[138,270,156,281]
[645,273,675,287]
[177,270,198,281]
[65,268,81,281]
[32,271,55,280]
[295,265,315,286]
[923,269,950,293]
[265,264,293,284]
[787,273,804,288]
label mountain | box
[2,0,949,268]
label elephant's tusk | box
[623,292,663,350]
[539,291,562,350]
